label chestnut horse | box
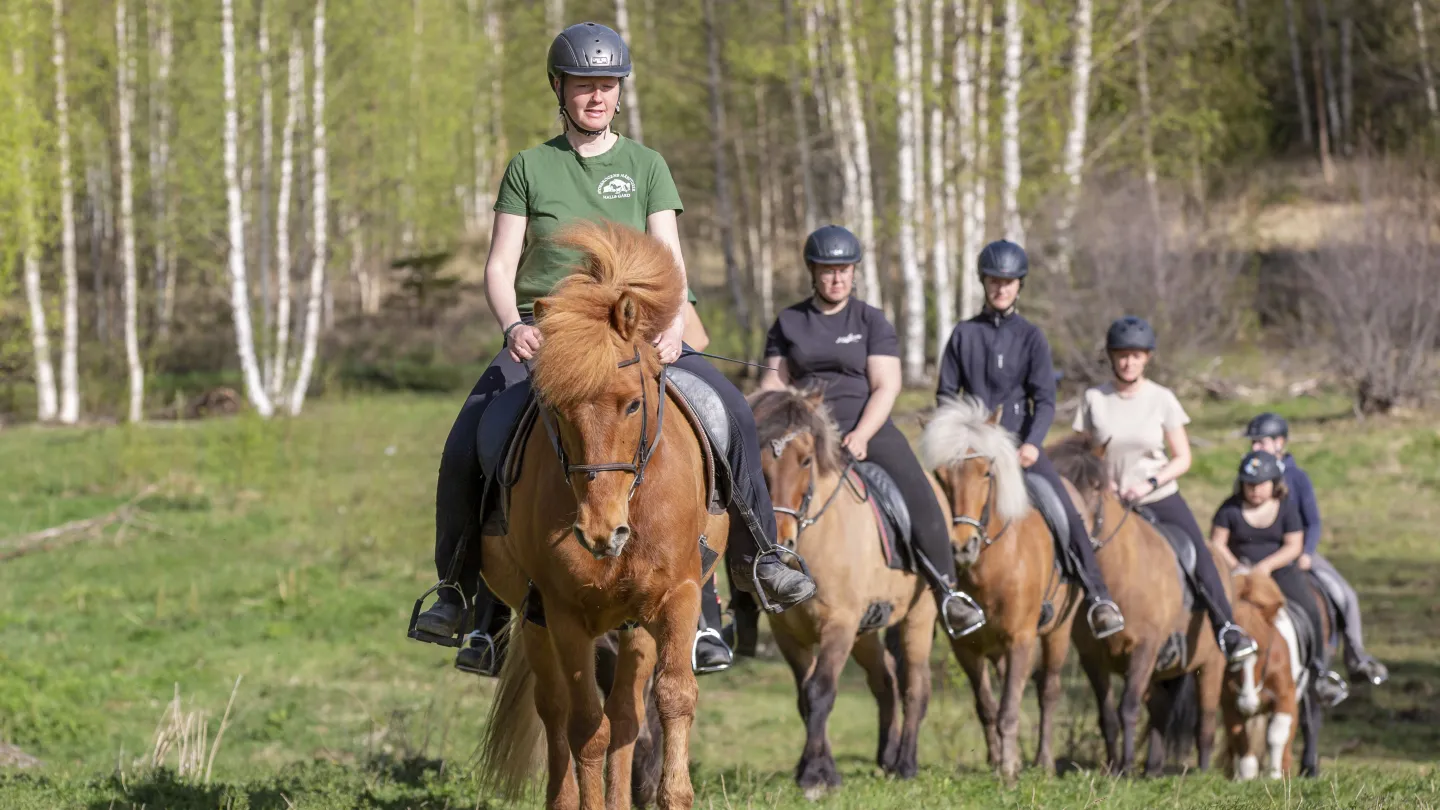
[920,397,1082,782]
[1221,572,1300,781]
[750,387,941,798]
[1050,435,1231,775]
[476,222,729,810]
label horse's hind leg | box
[605,628,658,810]
[1032,627,1071,774]
[548,612,610,810]
[1299,693,1320,777]
[850,630,902,774]
[952,643,1001,771]
[998,638,1037,783]
[796,625,857,797]
[1079,651,1120,772]
[524,622,580,810]
[1118,642,1159,776]
[648,581,702,810]
[1195,661,1224,771]
[772,626,817,723]
[893,605,937,779]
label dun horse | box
[477,222,729,810]
[920,397,1082,781]
[1221,572,1300,781]
[1051,435,1231,775]
[751,388,940,798]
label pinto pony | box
[1222,572,1300,781]
[750,387,940,798]
[476,222,729,810]
[920,397,1082,781]
[1050,435,1231,775]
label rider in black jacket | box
[936,240,1126,639]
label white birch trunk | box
[909,0,927,275]
[12,33,58,422]
[929,0,953,359]
[116,1,144,423]
[1000,0,1024,244]
[815,2,858,228]
[486,2,505,172]
[1133,0,1163,272]
[784,0,818,235]
[615,0,644,143]
[289,0,327,416]
[401,0,421,253]
[53,0,80,423]
[894,0,924,383]
[1418,0,1439,126]
[755,85,777,328]
[956,0,981,320]
[272,31,302,400]
[1054,0,1094,280]
[222,0,274,417]
[547,0,565,33]
[703,0,750,333]
[258,0,274,387]
[1285,0,1314,145]
[466,0,489,233]
[149,0,175,339]
[971,1,994,314]
[836,0,881,308]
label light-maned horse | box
[750,387,940,798]
[1050,435,1231,776]
[1221,572,1300,781]
[477,222,729,810]
[919,397,1082,782]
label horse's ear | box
[1092,437,1110,459]
[611,293,638,341]
[803,387,826,410]
[987,405,1004,426]
[533,298,550,323]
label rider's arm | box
[681,300,709,351]
[758,357,790,391]
[935,326,964,405]
[1209,524,1240,571]
[647,209,689,333]
[1019,330,1057,447]
[483,212,531,330]
[1291,468,1323,556]
[850,355,901,442]
[1153,424,1194,488]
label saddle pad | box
[1024,472,1073,576]
[1135,506,1197,613]
[852,462,913,571]
[1274,608,1308,694]
[1309,568,1346,630]
[1282,601,1318,673]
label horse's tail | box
[477,620,542,800]
[1157,672,1199,764]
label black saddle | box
[852,462,914,571]
[1134,506,1198,613]
[1024,472,1074,578]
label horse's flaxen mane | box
[919,395,1030,522]
[1049,433,1110,496]
[748,387,845,476]
[531,221,685,410]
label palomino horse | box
[920,397,1082,782]
[1221,572,1300,781]
[1050,435,1231,775]
[477,222,729,810]
[750,388,941,798]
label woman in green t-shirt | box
[411,22,816,676]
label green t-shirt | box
[494,134,687,314]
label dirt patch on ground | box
[0,742,42,769]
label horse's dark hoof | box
[892,759,919,780]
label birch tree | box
[755,86,777,327]
[929,0,953,355]
[783,0,817,235]
[1054,0,1094,280]
[547,0,565,34]
[222,0,274,417]
[12,20,58,422]
[258,0,274,384]
[909,0,927,276]
[966,0,994,317]
[53,0,80,424]
[1285,0,1314,144]
[1418,0,1439,126]
[1313,0,1341,153]
[615,0,644,142]
[894,0,925,382]
[147,0,174,338]
[116,0,144,423]
[835,0,880,307]
[1000,0,1024,244]
[271,31,302,399]
[955,0,981,320]
[1133,0,1163,270]
[703,0,750,334]
[289,0,327,416]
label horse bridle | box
[768,430,859,545]
[950,453,1012,549]
[537,346,667,501]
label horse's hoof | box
[802,785,828,802]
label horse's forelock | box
[1049,433,1110,496]
[750,387,843,476]
[920,396,1030,522]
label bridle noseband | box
[538,346,667,501]
[950,453,1012,549]
[768,430,859,545]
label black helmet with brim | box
[977,239,1029,279]
[1237,450,1285,484]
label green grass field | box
[1,390,1438,808]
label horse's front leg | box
[893,604,937,780]
[524,622,580,810]
[605,627,658,810]
[647,580,702,810]
[1079,650,1119,771]
[1299,693,1320,777]
[1119,641,1159,776]
[849,630,901,774]
[1195,660,1225,771]
[1033,625,1071,773]
[998,637,1036,783]
[549,611,609,810]
[952,642,1001,771]
[795,624,857,798]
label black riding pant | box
[859,420,956,591]
[1026,449,1112,603]
[1143,492,1236,631]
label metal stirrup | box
[691,627,732,675]
[750,546,814,614]
[1087,598,1126,639]
[1216,621,1257,662]
[939,590,987,639]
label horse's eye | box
[800,456,813,468]
[625,399,641,416]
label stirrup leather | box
[1087,599,1126,640]
[1217,621,1258,662]
[939,590,987,639]
[750,546,814,614]
[691,627,733,675]
[406,581,470,648]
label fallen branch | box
[0,485,159,562]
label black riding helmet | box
[1245,412,1290,440]
[1106,316,1157,352]
[977,239,1029,279]
[803,225,863,266]
[546,23,631,136]
[1237,450,1285,484]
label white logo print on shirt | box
[598,173,636,200]
[835,333,864,344]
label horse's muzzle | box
[573,524,631,559]
[954,535,981,568]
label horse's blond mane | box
[531,221,684,410]
[748,387,844,476]
[920,395,1031,522]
